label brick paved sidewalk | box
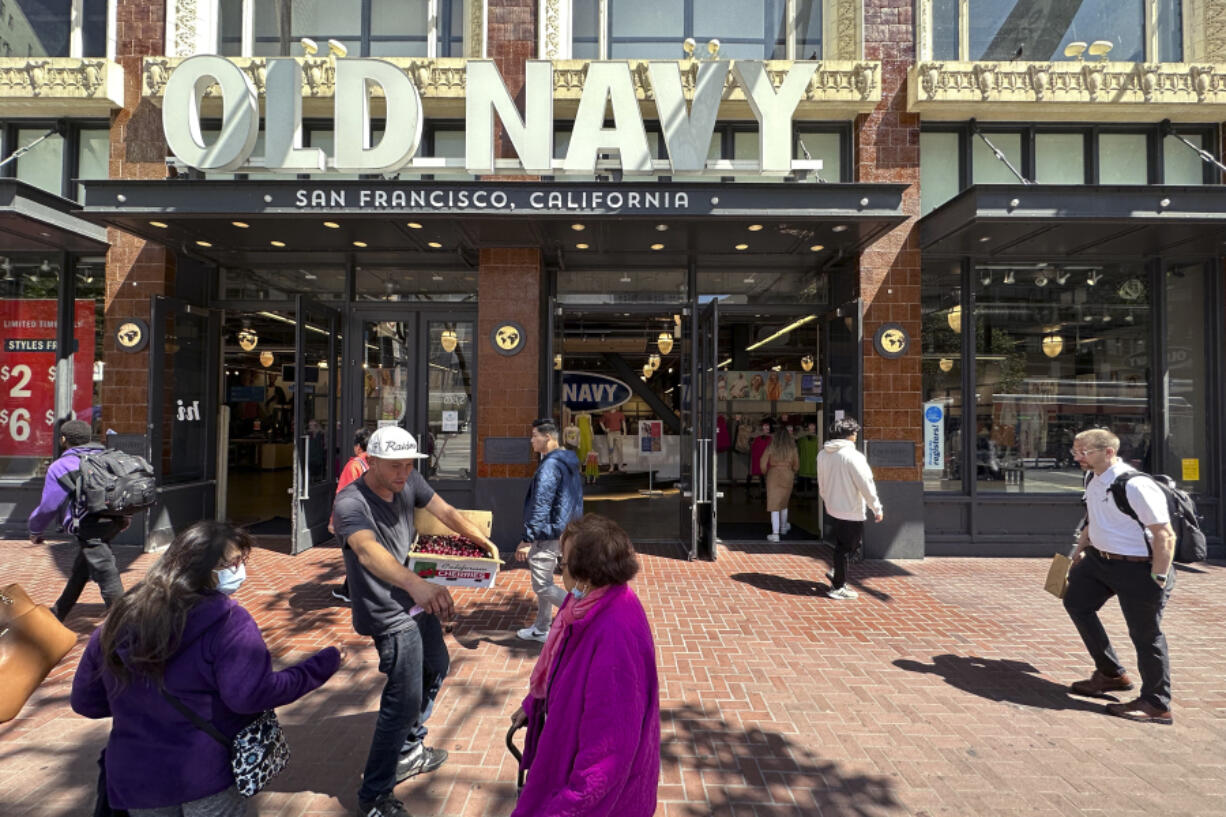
[2,536,1224,817]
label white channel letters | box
[162,56,821,178]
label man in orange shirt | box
[330,427,371,603]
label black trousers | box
[1063,548,1174,709]
[53,516,126,622]
[829,517,864,590]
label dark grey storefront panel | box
[863,481,924,560]
[474,477,532,553]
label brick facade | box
[857,0,922,483]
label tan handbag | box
[0,583,78,722]
[1044,554,1073,599]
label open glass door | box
[291,297,341,554]
[147,296,220,550]
[690,301,719,559]
[823,299,863,432]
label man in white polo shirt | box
[1064,427,1176,725]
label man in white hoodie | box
[817,418,883,600]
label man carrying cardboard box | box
[333,425,498,817]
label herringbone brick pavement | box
[2,536,1224,817]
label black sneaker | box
[356,795,411,817]
[395,745,448,783]
[331,586,351,604]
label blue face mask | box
[569,585,587,601]
[214,563,246,595]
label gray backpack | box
[59,447,157,521]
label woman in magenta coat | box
[510,514,660,817]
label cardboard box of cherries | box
[408,508,501,588]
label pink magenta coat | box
[513,583,660,817]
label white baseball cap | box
[366,426,429,460]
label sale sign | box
[0,300,95,457]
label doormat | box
[245,516,292,535]
[716,522,817,542]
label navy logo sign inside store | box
[873,323,909,359]
[562,372,632,412]
[491,322,526,356]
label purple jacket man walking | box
[27,420,125,620]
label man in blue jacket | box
[515,418,584,642]
[28,420,126,621]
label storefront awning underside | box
[920,184,1226,259]
[79,180,907,270]
[0,180,109,253]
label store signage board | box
[561,372,632,412]
[162,57,823,178]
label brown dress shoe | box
[1104,698,1173,725]
[1070,670,1134,697]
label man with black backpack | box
[1063,428,1177,725]
[27,420,126,621]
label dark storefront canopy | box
[1,180,109,252]
[920,184,1226,258]
[79,180,906,270]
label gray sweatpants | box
[529,539,569,631]
[129,785,245,817]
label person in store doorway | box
[515,418,585,643]
[28,420,126,622]
[760,428,799,542]
[328,427,371,604]
[332,425,498,817]
[600,406,627,472]
[817,418,883,600]
[747,419,774,499]
[1063,427,1176,725]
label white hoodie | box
[817,438,883,521]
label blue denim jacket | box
[522,448,583,542]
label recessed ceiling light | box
[619,274,632,283]
[270,240,286,247]
[195,240,212,247]
[407,221,423,229]
[149,221,168,228]
[735,243,749,250]
[979,236,991,243]
[231,221,249,228]
[571,223,585,231]
[747,224,763,231]
[810,244,824,252]
[428,241,443,248]
[432,273,444,281]
[323,221,340,229]
[832,225,848,233]
[743,276,756,284]
[650,243,664,250]
[655,224,669,232]
[576,243,589,249]
[352,240,367,248]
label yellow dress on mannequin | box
[577,413,593,465]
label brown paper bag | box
[0,583,78,722]
[1044,554,1072,599]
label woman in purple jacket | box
[72,521,342,816]
[510,514,660,817]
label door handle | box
[299,434,310,499]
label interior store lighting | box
[800,354,815,372]
[1086,270,1101,286]
[1003,270,1015,285]
[746,315,817,351]
[324,221,340,229]
[642,362,653,378]
[232,221,249,228]
[440,329,458,352]
[1042,334,1064,358]
[648,353,661,371]
[428,241,443,248]
[657,332,674,355]
[947,304,962,333]
[259,350,274,367]
[938,358,954,372]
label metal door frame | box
[291,296,342,554]
[690,300,719,560]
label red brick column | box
[477,248,542,479]
[857,0,922,484]
[101,1,174,434]
[487,0,537,155]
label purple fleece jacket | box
[27,444,100,535]
[71,592,340,810]
[512,583,660,817]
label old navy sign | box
[562,372,632,412]
[162,56,822,177]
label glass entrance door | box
[291,297,341,554]
[689,301,719,559]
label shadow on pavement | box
[893,654,1112,712]
[730,572,825,597]
[661,702,902,816]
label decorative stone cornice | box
[908,60,1226,122]
[143,57,882,119]
[0,58,125,115]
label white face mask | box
[214,563,247,595]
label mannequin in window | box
[600,406,627,472]
[576,413,593,465]
[747,418,774,499]
[562,417,581,450]
[796,421,819,495]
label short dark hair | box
[532,418,559,440]
[353,427,371,451]
[60,420,92,447]
[829,418,861,440]
[561,514,639,588]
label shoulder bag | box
[0,583,78,722]
[161,691,289,797]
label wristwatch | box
[1151,572,1168,586]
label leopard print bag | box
[162,692,290,797]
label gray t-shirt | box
[333,471,436,637]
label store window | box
[75,256,106,439]
[971,130,1022,184]
[1163,133,1207,184]
[354,266,476,302]
[4,122,109,200]
[1034,132,1085,184]
[972,262,1152,494]
[698,269,826,305]
[3,0,109,58]
[1098,133,1149,184]
[929,0,1181,62]
[14,127,63,195]
[426,320,473,481]
[920,131,959,215]
[219,0,465,57]
[1164,263,1211,494]
[220,265,347,300]
[559,269,688,304]
[921,261,963,492]
[576,0,820,60]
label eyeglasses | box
[1070,447,1103,457]
[217,551,249,571]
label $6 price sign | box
[1,364,58,442]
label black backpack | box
[58,447,157,523]
[1106,471,1207,564]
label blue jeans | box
[358,615,450,802]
